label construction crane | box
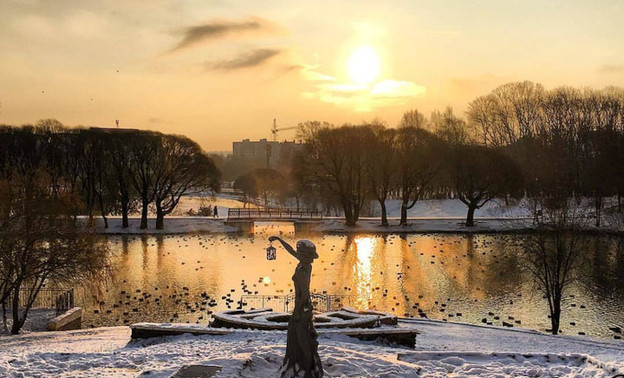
[271,119,297,141]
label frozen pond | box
[79,223,624,339]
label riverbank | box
[1,319,622,376]
[91,217,239,234]
[89,216,624,235]
[84,197,624,235]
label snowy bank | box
[1,319,622,377]
[89,217,238,235]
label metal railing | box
[227,208,323,221]
[239,293,353,312]
[10,288,74,313]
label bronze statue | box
[268,236,323,378]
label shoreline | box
[87,216,624,235]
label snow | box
[1,319,622,377]
[308,218,533,234]
[2,309,57,333]
[377,198,531,219]
[91,217,239,234]
[82,196,624,235]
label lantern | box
[266,243,276,260]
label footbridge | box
[225,208,323,233]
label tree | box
[395,127,441,225]
[521,203,588,335]
[305,125,373,226]
[398,109,428,129]
[447,145,523,226]
[233,168,283,208]
[295,120,332,142]
[467,81,545,147]
[151,135,221,229]
[365,127,396,226]
[102,131,138,228]
[0,171,110,334]
[431,106,471,145]
[127,132,161,229]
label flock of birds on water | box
[82,226,623,340]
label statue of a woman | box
[268,236,323,378]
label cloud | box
[598,64,624,74]
[371,80,426,98]
[206,48,283,71]
[301,70,426,111]
[168,17,280,53]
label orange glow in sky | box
[1,1,623,150]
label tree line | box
[0,120,221,333]
[293,82,624,228]
[0,120,221,230]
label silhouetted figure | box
[268,236,323,378]
[213,206,218,218]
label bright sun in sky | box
[347,46,381,85]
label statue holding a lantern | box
[267,236,323,378]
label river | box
[79,222,624,339]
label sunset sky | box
[1,0,623,151]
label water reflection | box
[78,233,624,339]
[352,236,376,309]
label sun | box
[347,46,380,85]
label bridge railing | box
[8,288,75,313]
[239,293,353,312]
[227,208,323,221]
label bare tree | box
[521,203,588,335]
[398,109,428,129]
[151,135,221,229]
[0,171,110,334]
[365,126,396,226]
[431,106,471,145]
[447,145,523,226]
[395,127,441,225]
[305,125,373,226]
[127,132,161,229]
[467,81,545,147]
[295,121,332,142]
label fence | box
[9,288,75,313]
[239,293,353,313]
[227,208,323,221]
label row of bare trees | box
[0,120,221,230]
[0,171,110,334]
[296,117,522,227]
[0,120,221,333]
[293,82,624,229]
[467,82,624,226]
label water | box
[80,223,624,339]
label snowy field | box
[1,319,623,377]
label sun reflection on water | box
[353,236,376,309]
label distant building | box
[232,138,305,169]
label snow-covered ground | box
[91,217,239,234]
[373,198,531,219]
[1,319,622,377]
[308,218,533,234]
[2,309,57,333]
[84,196,624,234]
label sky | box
[1,0,623,151]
